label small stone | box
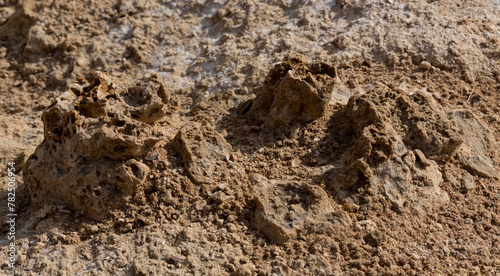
[249,173,266,184]
[136,215,149,225]
[451,110,499,179]
[364,230,386,247]
[434,223,443,231]
[173,123,232,184]
[145,151,159,161]
[253,197,294,244]
[354,220,377,233]
[343,202,359,213]
[331,210,352,226]
[76,56,90,67]
[163,190,176,205]
[0,7,15,25]
[0,58,10,69]
[458,148,499,179]
[89,225,99,233]
[443,170,459,187]
[31,242,45,252]
[232,263,255,276]
[211,191,227,204]
[15,254,26,265]
[419,61,432,70]
[462,172,475,190]
[291,158,300,168]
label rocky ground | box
[0,0,499,275]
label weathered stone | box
[250,175,344,244]
[254,197,295,244]
[462,172,475,191]
[364,230,386,247]
[450,109,499,179]
[326,86,456,214]
[248,54,336,126]
[457,147,499,179]
[173,123,232,184]
[23,71,170,220]
[354,220,377,233]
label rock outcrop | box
[247,54,337,126]
[23,71,171,220]
[326,84,461,214]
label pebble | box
[343,202,359,213]
[89,225,99,233]
[462,172,475,190]
[15,254,26,265]
[354,220,377,233]
[364,230,386,247]
[0,59,10,69]
[443,170,459,187]
[418,60,432,70]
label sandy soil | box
[1,0,499,275]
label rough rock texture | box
[0,0,36,43]
[0,114,42,175]
[1,0,500,275]
[250,174,348,244]
[326,85,459,213]
[450,109,499,179]
[248,55,337,126]
[173,123,232,184]
[23,71,170,220]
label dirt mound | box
[23,71,171,220]
[21,61,497,226]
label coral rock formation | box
[23,71,170,220]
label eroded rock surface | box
[450,109,499,179]
[248,54,337,126]
[250,174,349,244]
[326,85,459,214]
[23,71,170,220]
[174,123,232,184]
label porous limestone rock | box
[248,54,337,126]
[326,84,460,214]
[23,71,170,220]
[173,123,232,184]
[250,174,348,244]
